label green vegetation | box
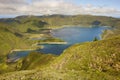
[0,30,31,56]
[38,38,67,44]
[21,52,56,70]
[102,29,120,39]
[1,15,120,32]
[0,35,120,80]
[93,37,98,41]
[0,22,41,73]
[39,38,64,42]
[0,22,36,56]
[0,15,120,80]
[51,36,120,79]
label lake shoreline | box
[8,26,111,62]
[49,25,111,30]
[38,42,67,45]
[9,49,36,55]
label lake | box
[8,26,110,59]
[38,26,109,54]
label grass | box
[21,52,57,70]
[1,14,120,32]
[0,14,120,79]
[0,36,120,80]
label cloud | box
[0,0,120,17]
[0,0,26,4]
[0,0,28,14]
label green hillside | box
[0,23,34,73]
[1,15,120,32]
[0,23,35,56]
[51,36,120,79]
[0,15,120,79]
[0,36,120,80]
[21,52,57,70]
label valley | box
[0,15,120,80]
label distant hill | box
[0,14,120,32]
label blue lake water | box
[9,26,110,59]
[8,51,31,61]
[38,26,109,55]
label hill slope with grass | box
[0,14,120,79]
[0,23,34,56]
[21,52,57,70]
[0,36,120,80]
[0,23,37,73]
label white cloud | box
[0,0,119,17]
[0,0,26,4]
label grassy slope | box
[0,36,120,80]
[21,52,57,70]
[0,23,33,56]
[0,15,120,79]
[0,23,36,73]
[51,36,120,79]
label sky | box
[0,0,120,18]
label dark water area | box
[9,26,110,59]
[38,44,69,55]
[7,51,31,62]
